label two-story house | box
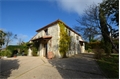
[29,19,85,58]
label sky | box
[0,0,103,45]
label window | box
[69,42,71,50]
[76,36,79,40]
[44,29,48,35]
[69,30,71,36]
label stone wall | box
[32,24,61,58]
[65,28,85,57]
[30,22,85,58]
[47,24,61,58]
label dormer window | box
[44,29,48,35]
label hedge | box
[85,41,103,50]
[7,45,28,56]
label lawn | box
[97,54,119,79]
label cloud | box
[53,0,102,15]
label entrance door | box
[44,43,48,58]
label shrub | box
[7,45,21,52]
[93,48,105,59]
[23,49,28,56]
[85,41,105,59]
[32,47,38,56]
[88,48,92,53]
[7,45,29,56]
[0,49,12,57]
[85,42,89,50]
[89,41,102,49]
[85,41,103,50]
[0,51,4,56]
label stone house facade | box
[29,19,85,58]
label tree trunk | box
[99,8,112,56]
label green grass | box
[97,54,119,79]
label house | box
[29,19,85,58]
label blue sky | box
[1,0,102,45]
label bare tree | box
[5,32,17,47]
[74,1,119,56]
[17,38,24,45]
[74,4,101,42]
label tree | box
[99,7,112,56]
[17,38,24,45]
[99,0,119,55]
[100,0,119,26]
[74,4,101,42]
[0,30,6,48]
[75,0,119,56]
[5,32,17,47]
[111,29,119,38]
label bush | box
[0,49,12,57]
[7,45,21,53]
[32,47,38,56]
[90,41,102,49]
[93,48,105,59]
[85,42,90,50]
[85,41,103,50]
[0,51,4,56]
[85,41,105,59]
[88,48,92,53]
[23,49,28,56]
[7,45,28,56]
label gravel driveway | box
[0,53,106,79]
[48,53,106,79]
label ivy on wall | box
[58,22,71,58]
